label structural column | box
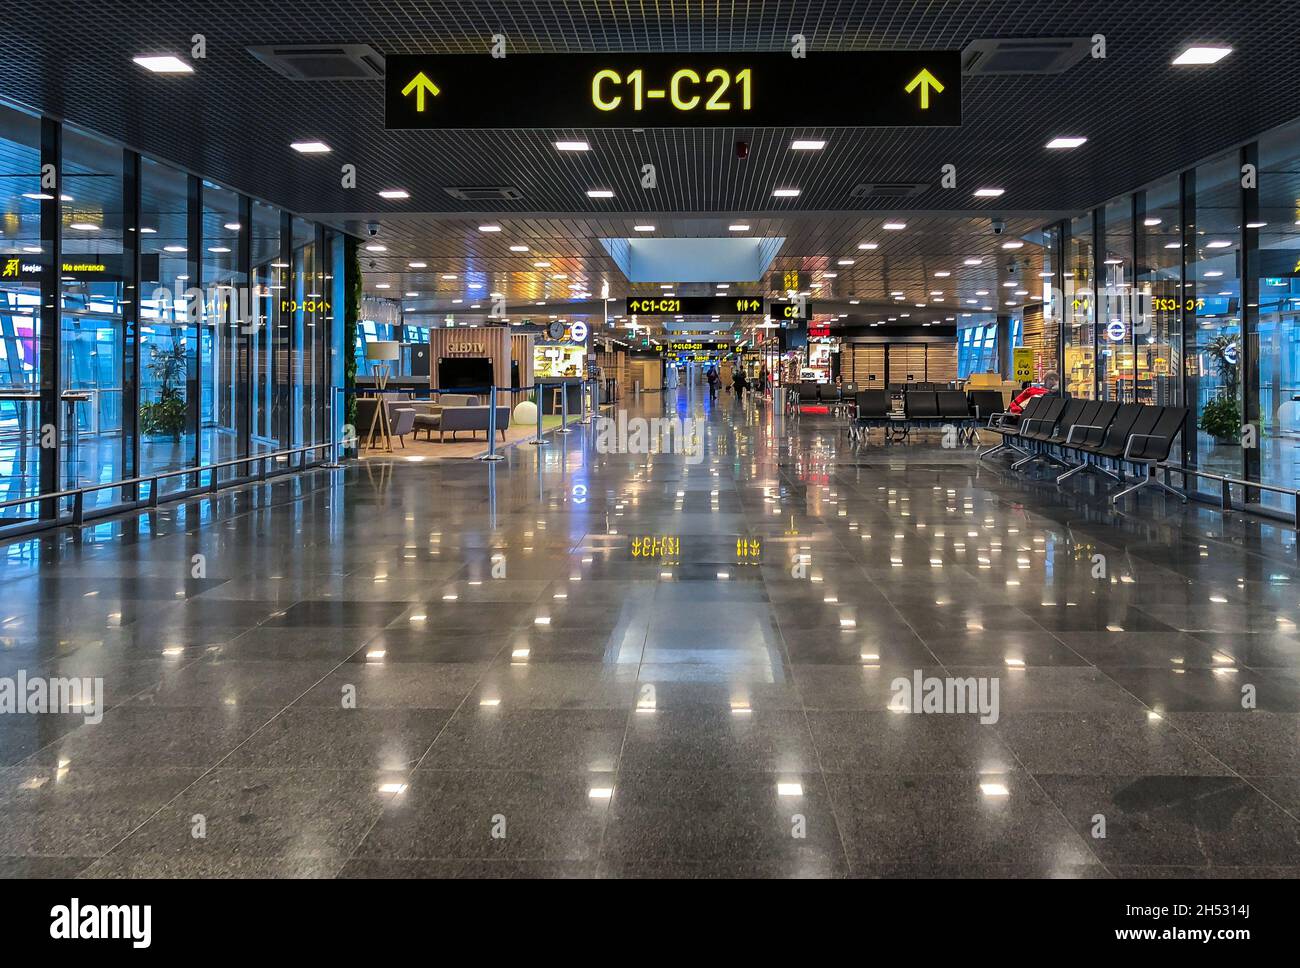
[122,150,142,498]
[38,118,61,518]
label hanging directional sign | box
[769,299,813,321]
[622,295,767,316]
[385,52,960,129]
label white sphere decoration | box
[513,400,538,425]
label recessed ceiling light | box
[405,291,418,297]
[21,192,54,201]
[634,225,655,232]
[289,141,331,153]
[823,272,837,278]
[164,245,186,253]
[716,283,730,288]
[478,224,501,232]
[364,243,386,252]
[534,261,551,268]
[1165,242,1181,249]
[375,283,391,289]
[773,188,801,197]
[858,242,878,250]
[133,54,193,74]
[1001,241,1024,249]
[973,188,1005,198]
[1205,270,1223,278]
[1246,221,1268,229]
[837,259,855,265]
[408,261,426,268]
[509,244,529,252]
[1172,45,1232,66]
[377,189,409,200]
[1045,136,1087,150]
[1206,240,1233,248]
[729,224,750,231]
[587,189,614,198]
[964,258,983,266]
[554,140,590,151]
[69,222,100,231]
[790,139,826,150]
[441,273,457,280]
[935,270,951,277]
[223,222,241,231]
[882,221,906,230]
[207,246,230,253]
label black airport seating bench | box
[978,394,1189,506]
[850,388,1006,444]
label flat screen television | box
[438,356,493,390]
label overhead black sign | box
[769,299,813,321]
[624,295,766,316]
[385,52,960,129]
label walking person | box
[706,366,720,402]
[732,367,747,403]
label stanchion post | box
[558,380,573,434]
[478,386,506,462]
[530,381,545,445]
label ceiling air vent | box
[444,186,525,202]
[850,182,928,199]
[962,38,1092,75]
[248,45,385,81]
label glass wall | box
[1100,197,1134,402]
[1136,176,1182,407]
[0,106,342,533]
[1189,152,1243,486]
[139,157,195,491]
[1255,119,1300,515]
[1064,214,1096,399]
[0,104,42,518]
[60,127,125,503]
[957,314,997,378]
[200,181,244,472]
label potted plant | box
[139,337,187,442]
[1199,396,1240,444]
[1204,333,1240,402]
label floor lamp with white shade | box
[364,340,401,451]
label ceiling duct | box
[961,38,1092,75]
[444,186,526,201]
[248,44,385,81]
[850,182,929,199]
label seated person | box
[1009,380,1048,415]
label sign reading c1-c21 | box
[384,52,960,129]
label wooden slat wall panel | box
[428,327,511,389]
[926,343,957,384]
[510,333,535,387]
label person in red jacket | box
[1009,381,1048,415]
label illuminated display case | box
[534,343,586,378]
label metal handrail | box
[1158,462,1300,527]
[0,440,337,532]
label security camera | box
[366,222,380,237]
[991,218,1006,235]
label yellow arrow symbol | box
[401,71,441,112]
[904,68,944,109]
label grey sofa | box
[412,394,479,441]
[432,404,511,442]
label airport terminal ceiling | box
[0,2,1298,322]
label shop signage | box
[808,326,831,338]
[448,341,486,354]
[386,52,960,129]
[1012,347,1034,382]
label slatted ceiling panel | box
[926,342,957,384]
[2,2,1297,224]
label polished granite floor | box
[2,386,1300,879]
